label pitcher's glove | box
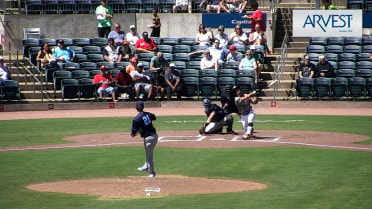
[199,122,209,135]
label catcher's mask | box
[202,98,212,108]
[224,84,233,94]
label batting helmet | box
[202,98,211,108]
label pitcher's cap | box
[136,101,144,108]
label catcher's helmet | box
[225,85,233,93]
[202,98,211,108]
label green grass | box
[0,115,372,208]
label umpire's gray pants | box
[144,133,158,173]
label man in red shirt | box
[135,31,157,54]
[92,65,117,102]
[115,67,134,100]
[242,2,265,33]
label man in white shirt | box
[126,25,141,46]
[200,49,218,70]
[214,25,229,48]
[0,56,9,83]
[130,63,155,100]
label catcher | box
[199,98,234,135]
[232,86,259,140]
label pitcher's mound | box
[28,175,266,199]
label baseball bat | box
[266,80,278,88]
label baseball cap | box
[169,63,176,68]
[131,57,138,63]
[136,101,144,108]
[250,45,256,50]
[58,39,64,45]
[123,41,129,45]
[99,65,108,71]
[108,38,115,43]
[142,32,149,37]
[0,56,3,60]
[130,25,135,29]
[229,45,236,50]
[137,63,144,67]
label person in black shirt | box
[201,98,233,134]
[131,101,158,178]
[315,55,336,78]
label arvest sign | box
[293,10,363,37]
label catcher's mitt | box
[199,122,209,134]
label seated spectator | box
[0,56,10,83]
[226,45,242,62]
[200,49,219,70]
[121,41,133,61]
[228,24,249,45]
[238,0,248,13]
[150,52,169,71]
[103,38,124,63]
[226,0,240,13]
[249,45,263,78]
[322,0,337,9]
[126,25,140,46]
[126,57,138,73]
[115,67,134,100]
[173,0,192,13]
[196,23,214,46]
[92,65,117,102]
[36,42,53,69]
[298,55,315,78]
[108,23,126,46]
[135,31,157,54]
[249,24,271,54]
[52,39,75,62]
[130,63,155,100]
[239,50,258,83]
[214,25,229,48]
[315,55,336,78]
[189,39,228,63]
[164,63,183,100]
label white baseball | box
[146,192,151,196]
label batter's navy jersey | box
[131,111,157,138]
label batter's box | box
[158,135,205,142]
[231,136,281,142]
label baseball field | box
[1,106,372,209]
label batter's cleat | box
[242,134,250,140]
[149,172,156,178]
[137,165,148,172]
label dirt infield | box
[3,106,371,200]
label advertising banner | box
[202,13,267,29]
[293,10,363,37]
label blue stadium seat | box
[309,37,327,45]
[90,37,108,46]
[83,46,102,54]
[162,53,173,61]
[136,53,155,62]
[53,70,72,98]
[199,69,217,78]
[362,45,372,53]
[157,45,173,53]
[337,53,356,62]
[325,45,344,54]
[186,60,201,69]
[181,69,199,78]
[332,77,349,98]
[217,77,235,95]
[178,37,197,46]
[61,78,79,100]
[199,77,217,98]
[78,78,97,99]
[355,69,372,78]
[295,78,314,98]
[80,62,97,71]
[73,38,91,46]
[344,37,362,45]
[235,77,254,94]
[323,53,338,62]
[74,54,89,63]
[348,77,366,98]
[191,45,208,52]
[314,77,332,98]
[0,80,21,100]
[172,61,187,70]
[72,70,90,79]
[57,38,73,46]
[41,38,57,46]
[181,76,199,98]
[223,61,239,70]
[173,45,191,53]
[173,53,190,61]
[336,69,355,78]
[218,68,236,78]
[356,61,372,69]
[87,54,104,62]
[89,70,101,78]
[356,53,372,61]
[97,61,116,70]
[64,62,81,71]
[362,36,372,45]
[236,69,255,79]
[115,61,130,69]
[306,45,325,54]
[337,61,356,70]
[343,45,361,54]
[69,46,83,54]
[160,37,179,45]
[23,38,40,57]
[327,37,344,45]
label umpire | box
[131,101,158,178]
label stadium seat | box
[83,46,102,54]
[74,54,89,63]
[69,46,83,54]
[199,69,217,78]
[64,62,81,71]
[115,61,130,69]
[218,68,236,78]
[41,38,57,47]
[89,70,101,78]
[178,37,197,46]
[309,37,327,45]
[150,37,160,45]
[72,70,90,79]
[327,37,344,45]
[348,77,366,99]
[57,38,73,46]
[306,45,325,54]
[157,45,173,53]
[362,36,372,45]
[355,69,372,78]
[0,80,21,100]
[53,70,72,97]
[295,77,314,98]
[236,69,255,79]
[308,53,322,61]
[78,78,97,99]
[189,53,204,61]
[173,53,190,61]
[73,38,91,46]
[181,76,199,98]
[217,77,235,95]
[97,61,116,70]
[235,77,254,94]
[336,69,355,78]
[61,79,79,100]
[223,61,239,70]
[25,0,43,14]
[160,37,179,45]
[28,46,41,66]
[162,53,173,61]
[337,53,356,62]
[173,45,191,53]
[172,61,187,70]
[337,61,356,70]
[366,78,372,97]
[186,60,201,69]
[325,45,344,54]
[90,37,108,46]
[323,53,338,62]
[87,54,104,62]
[344,37,362,45]
[181,69,199,78]
[43,0,59,14]
[314,77,332,98]
[80,62,97,71]
[138,61,150,70]
[109,69,120,79]
[362,45,372,53]
[199,77,217,98]
[59,0,76,14]
[136,53,155,62]
[356,61,372,70]
[331,77,349,98]
[191,45,208,52]
[23,38,40,57]
[343,45,362,54]
[356,53,372,61]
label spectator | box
[249,45,263,79]
[249,23,271,54]
[228,24,249,45]
[150,8,161,38]
[239,50,258,83]
[115,67,134,100]
[164,63,183,100]
[242,1,265,33]
[196,23,214,46]
[135,32,157,54]
[238,0,248,13]
[103,38,123,63]
[322,0,337,9]
[200,49,219,70]
[121,41,133,61]
[226,45,242,62]
[0,56,10,83]
[298,55,315,78]
[217,0,231,13]
[189,39,228,63]
[232,85,259,140]
[315,55,336,78]
[108,23,125,46]
[214,25,229,48]
[95,0,113,38]
[130,63,155,100]
[150,52,169,71]
[92,65,117,102]
[173,0,192,13]
[126,57,138,73]
[36,42,53,68]
[226,0,240,13]
[126,25,140,46]
[52,39,75,62]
